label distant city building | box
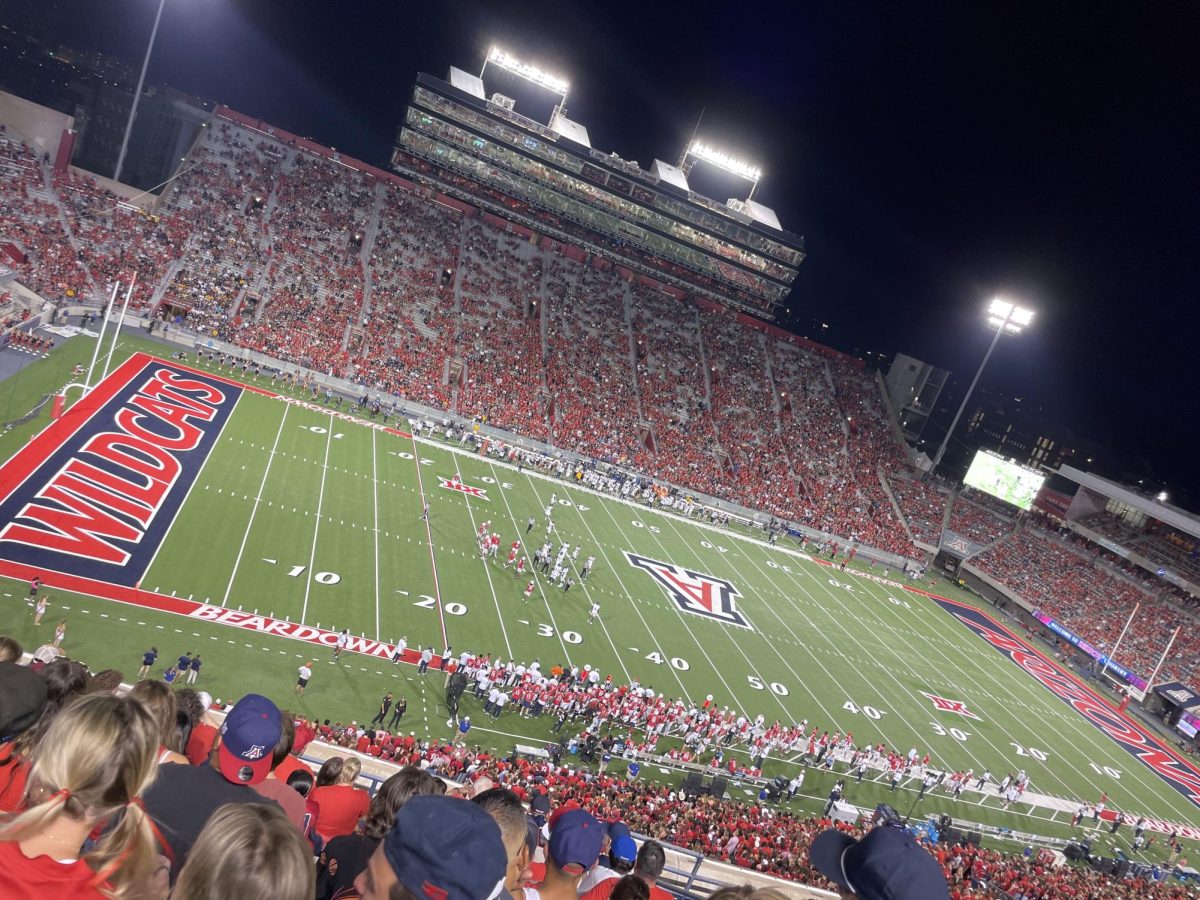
[0,30,211,191]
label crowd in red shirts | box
[946,492,1017,546]
[973,525,1199,685]
[304,716,1191,898]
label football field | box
[1,334,1199,856]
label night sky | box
[12,0,1200,503]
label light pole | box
[930,297,1034,474]
[114,0,168,183]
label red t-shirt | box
[0,745,30,813]
[0,840,109,898]
[310,784,370,839]
[272,754,309,785]
[185,722,219,767]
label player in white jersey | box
[588,602,600,623]
[581,556,595,580]
[550,564,564,584]
[571,546,580,563]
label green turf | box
[2,332,1199,865]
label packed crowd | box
[888,475,951,546]
[946,492,1016,547]
[972,527,1199,685]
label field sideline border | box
[4,356,1200,827]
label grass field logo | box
[0,354,242,585]
[921,692,982,720]
[625,552,750,629]
[437,473,489,500]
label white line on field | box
[222,402,291,607]
[371,427,381,642]
[300,412,335,624]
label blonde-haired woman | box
[311,756,370,841]
[172,802,314,900]
[0,693,163,899]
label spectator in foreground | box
[141,692,284,881]
[580,833,637,895]
[354,794,507,900]
[531,808,605,900]
[287,768,322,852]
[171,802,315,900]
[583,839,670,900]
[0,636,22,663]
[311,755,370,841]
[316,765,442,900]
[0,658,89,812]
[707,888,791,900]
[472,787,536,897]
[810,825,951,900]
[127,678,189,764]
[0,693,163,899]
[608,874,650,900]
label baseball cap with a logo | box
[217,693,282,785]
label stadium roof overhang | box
[1057,464,1200,540]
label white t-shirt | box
[337,632,349,648]
[298,665,312,681]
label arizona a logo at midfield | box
[625,552,751,629]
[921,692,982,720]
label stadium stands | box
[972,526,1199,685]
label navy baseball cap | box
[384,795,507,900]
[217,693,282,785]
[811,827,950,900]
[550,808,603,875]
[0,663,47,741]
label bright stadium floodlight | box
[930,296,1036,474]
[987,297,1035,334]
[483,47,570,97]
[687,141,762,182]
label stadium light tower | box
[681,140,763,200]
[480,47,571,117]
[114,0,168,184]
[930,297,1035,474]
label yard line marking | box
[300,412,335,625]
[409,435,449,653]
[222,402,291,607]
[371,428,381,642]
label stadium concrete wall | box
[0,91,73,158]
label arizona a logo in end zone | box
[625,552,751,629]
[0,353,242,586]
